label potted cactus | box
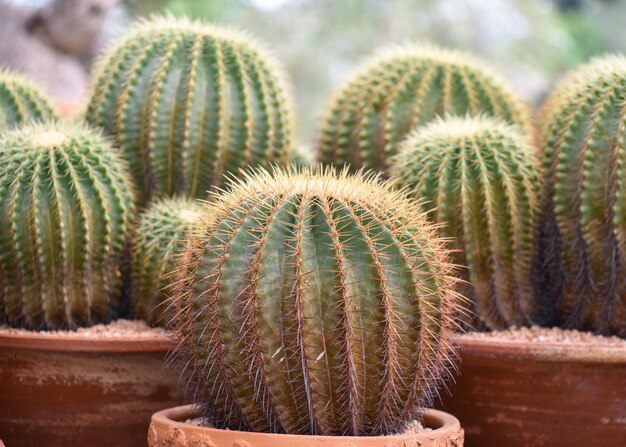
[0,123,181,447]
[147,167,465,447]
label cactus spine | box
[317,44,531,174]
[390,116,542,330]
[0,70,57,131]
[86,16,295,206]
[168,167,461,436]
[0,123,135,329]
[131,197,205,325]
[540,55,626,337]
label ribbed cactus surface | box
[0,123,135,329]
[391,116,542,330]
[169,168,461,436]
[131,197,204,325]
[86,16,294,206]
[0,70,57,131]
[317,44,530,174]
[540,55,626,337]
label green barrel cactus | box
[131,197,205,325]
[317,43,531,175]
[0,69,57,131]
[540,55,626,337]
[0,123,135,329]
[390,116,543,330]
[86,15,295,206]
[168,167,462,436]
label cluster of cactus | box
[539,55,626,337]
[131,197,205,325]
[0,70,57,131]
[0,123,135,330]
[86,15,295,207]
[317,43,530,174]
[167,167,462,436]
[390,116,544,330]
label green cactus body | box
[86,16,295,206]
[0,123,135,329]
[0,70,57,131]
[317,44,531,175]
[168,167,461,436]
[390,116,542,330]
[540,55,626,337]
[131,197,205,325]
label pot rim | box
[150,404,463,446]
[0,329,171,352]
[456,333,626,363]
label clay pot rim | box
[150,404,462,446]
[0,330,171,352]
[456,333,626,363]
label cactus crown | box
[131,196,205,325]
[540,54,626,337]
[0,123,135,330]
[86,15,295,206]
[390,116,542,330]
[317,43,530,175]
[0,69,57,131]
[168,167,462,436]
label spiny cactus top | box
[168,167,462,436]
[86,15,295,206]
[390,116,542,330]
[131,197,205,325]
[540,55,626,337]
[317,43,531,175]
[0,69,57,131]
[0,123,135,330]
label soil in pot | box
[148,404,464,447]
[0,319,184,447]
[437,326,626,447]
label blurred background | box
[1,0,625,142]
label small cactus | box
[0,123,135,329]
[131,197,205,325]
[390,116,543,330]
[168,167,462,436]
[0,69,57,131]
[86,15,295,206]
[540,55,626,337]
[317,44,531,175]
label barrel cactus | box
[168,167,461,436]
[0,69,57,131]
[317,43,531,175]
[540,55,626,337]
[131,197,204,325]
[86,15,294,206]
[0,123,135,329]
[390,116,543,330]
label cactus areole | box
[86,16,295,206]
[0,123,135,330]
[540,55,626,337]
[168,167,462,436]
[317,44,530,175]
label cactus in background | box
[390,116,543,330]
[168,167,462,436]
[540,55,626,337]
[289,144,315,168]
[86,16,295,206]
[0,69,57,131]
[131,197,204,325]
[0,123,135,330]
[317,43,531,175]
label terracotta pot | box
[148,405,464,447]
[0,330,183,447]
[437,336,626,447]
